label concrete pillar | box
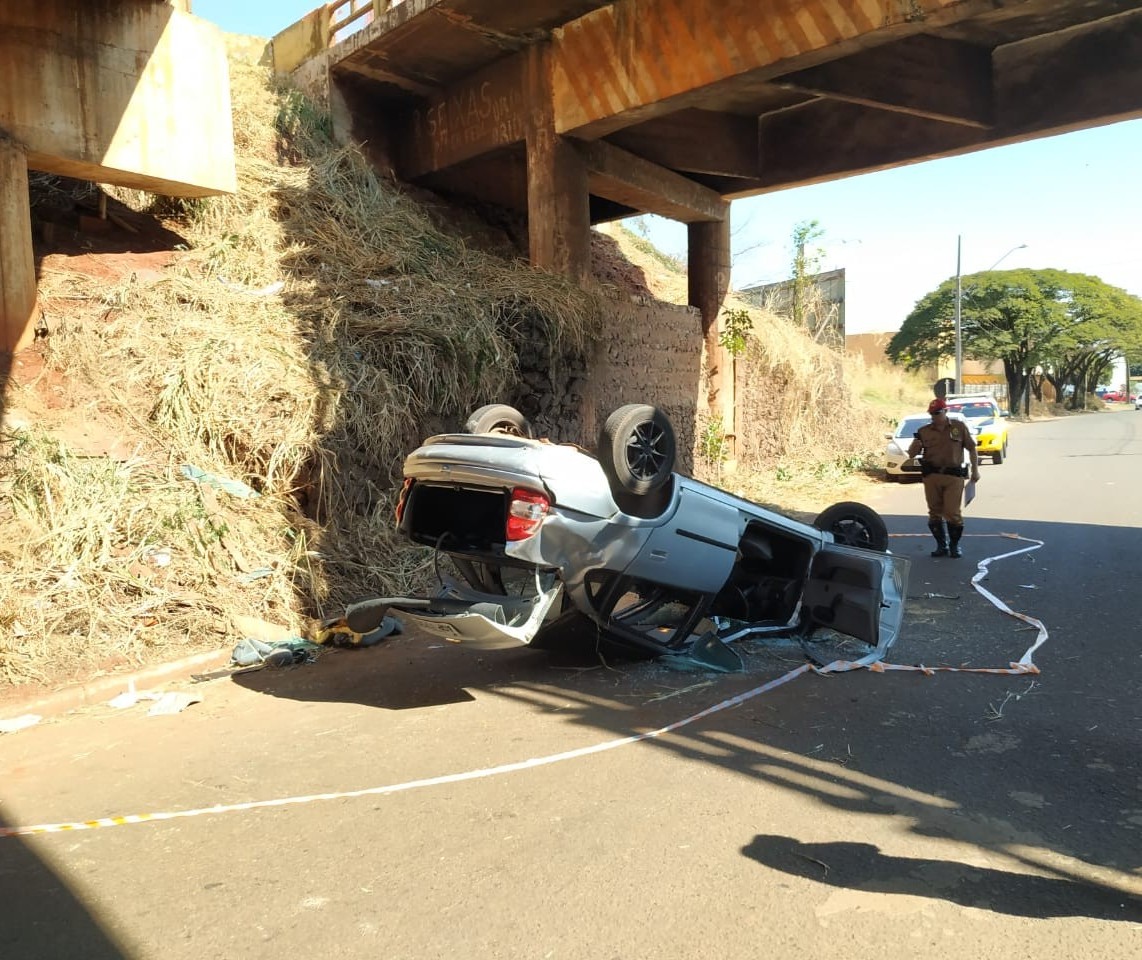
[688,218,732,418]
[524,45,590,284]
[0,136,38,354]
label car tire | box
[464,404,532,438]
[813,501,889,552]
[598,404,676,496]
[993,445,1005,465]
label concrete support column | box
[0,136,38,354]
[688,217,732,418]
[524,45,590,284]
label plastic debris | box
[314,615,403,648]
[231,636,320,668]
[147,692,202,716]
[180,464,261,499]
[143,546,172,568]
[0,714,42,734]
[660,632,743,673]
[107,680,162,709]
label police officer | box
[908,397,980,558]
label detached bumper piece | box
[342,578,565,651]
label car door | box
[799,544,910,654]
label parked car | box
[1135,394,1142,411]
[884,411,971,480]
[1102,391,1126,403]
[944,394,1009,464]
[340,403,911,672]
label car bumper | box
[974,433,1005,453]
[885,457,923,478]
[345,578,567,650]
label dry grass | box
[0,55,605,686]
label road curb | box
[0,647,233,724]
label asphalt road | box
[2,409,1140,959]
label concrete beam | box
[995,11,1142,135]
[607,109,759,178]
[398,56,528,179]
[552,0,992,138]
[0,137,38,354]
[754,100,983,192]
[575,140,727,224]
[0,1,236,197]
[775,35,993,129]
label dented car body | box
[347,405,910,671]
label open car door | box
[800,546,910,655]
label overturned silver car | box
[344,404,910,671]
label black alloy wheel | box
[812,501,889,552]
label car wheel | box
[993,445,1005,465]
[464,404,532,438]
[813,501,889,552]
[598,404,676,495]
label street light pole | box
[952,240,1026,400]
[954,235,963,394]
[987,243,1028,272]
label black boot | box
[948,523,964,558]
[928,520,948,557]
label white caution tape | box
[1,534,1046,840]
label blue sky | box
[193,1,1142,335]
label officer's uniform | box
[907,403,978,557]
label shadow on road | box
[228,512,1141,921]
[0,814,129,959]
[741,834,1142,921]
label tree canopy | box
[887,268,1142,413]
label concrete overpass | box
[0,0,235,351]
[275,0,1142,371]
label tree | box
[790,219,825,333]
[888,269,1142,415]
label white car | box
[884,411,970,480]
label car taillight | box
[506,487,550,541]
[394,478,413,525]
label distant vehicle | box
[884,411,971,480]
[1135,394,1142,411]
[943,394,1010,464]
[1102,391,1126,403]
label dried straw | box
[0,55,604,686]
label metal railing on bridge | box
[328,1,404,44]
[271,1,406,73]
